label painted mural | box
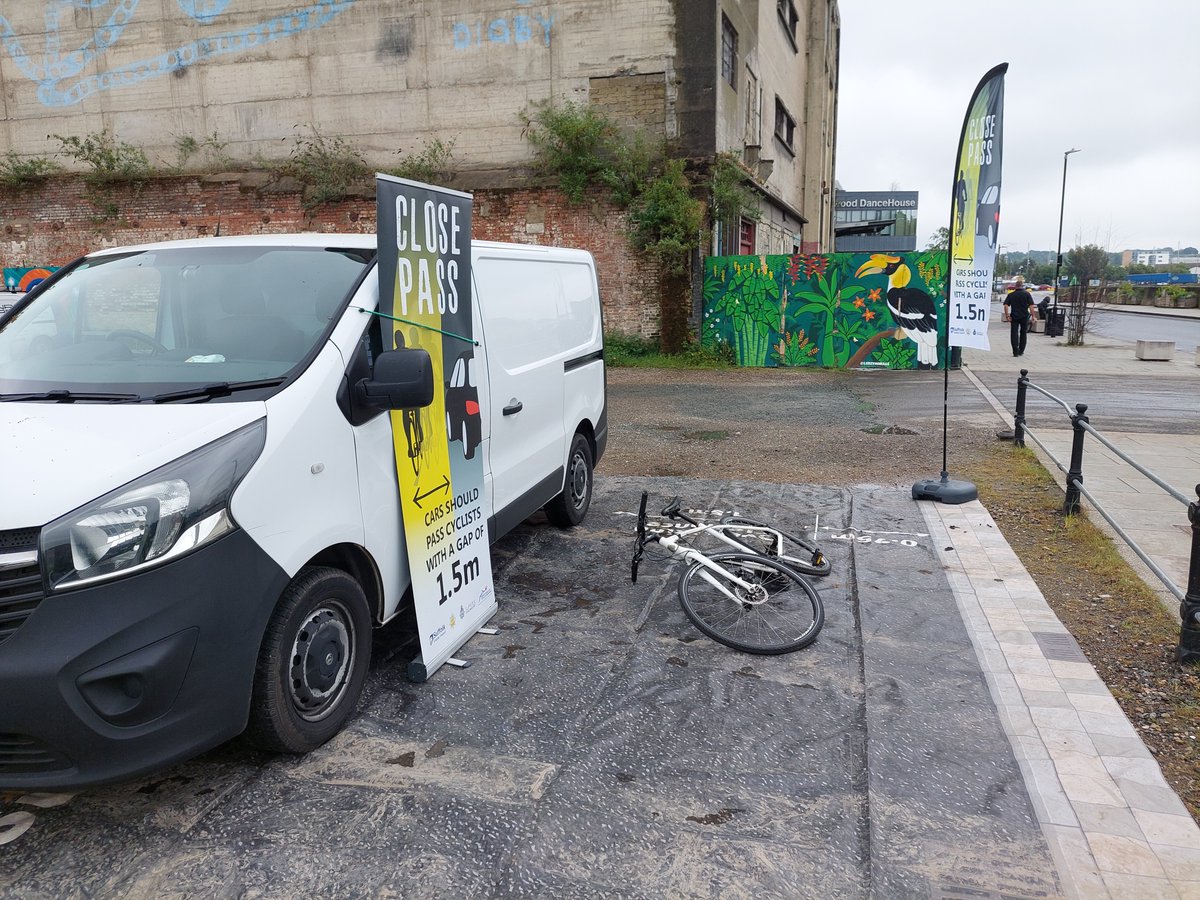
[702,251,949,370]
[0,1,357,107]
[3,267,56,293]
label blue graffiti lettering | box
[451,8,553,50]
[0,0,357,107]
[452,22,470,50]
[488,18,510,43]
[535,13,554,46]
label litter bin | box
[1045,307,1066,337]
[949,346,962,370]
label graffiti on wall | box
[702,251,949,370]
[3,267,56,293]
[452,1,554,50]
[0,1,356,107]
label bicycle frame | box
[653,523,786,606]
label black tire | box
[719,515,831,577]
[246,566,372,753]
[545,432,593,527]
[678,552,823,655]
[463,420,475,460]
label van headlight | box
[41,419,267,592]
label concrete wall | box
[0,1,677,180]
[0,176,662,336]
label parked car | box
[975,183,1001,249]
[445,350,481,460]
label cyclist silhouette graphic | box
[394,329,426,475]
[954,170,968,239]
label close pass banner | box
[948,64,1007,351]
[376,174,497,680]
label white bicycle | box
[630,493,826,655]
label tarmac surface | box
[1,301,1198,898]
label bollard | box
[1178,484,1200,665]
[1014,369,1029,447]
[1063,403,1088,515]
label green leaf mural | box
[704,258,781,366]
[703,251,949,370]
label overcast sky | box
[835,0,1200,254]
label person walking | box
[1003,277,1036,357]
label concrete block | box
[1135,340,1175,361]
[1029,318,1045,333]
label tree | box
[925,226,949,253]
[1064,244,1108,345]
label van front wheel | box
[545,433,593,527]
[247,566,372,753]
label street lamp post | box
[1052,148,1081,315]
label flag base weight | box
[912,474,978,504]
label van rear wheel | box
[545,432,593,527]
[247,566,371,753]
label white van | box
[0,234,607,788]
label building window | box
[774,98,796,153]
[721,15,737,90]
[777,0,799,49]
[739,218,756,255]
[744,67,760,142]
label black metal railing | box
[1012,368,1200,665]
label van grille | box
[0,528,44,646]
[0,733,71,773]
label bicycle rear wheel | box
[677,552,823,655]
[719,515,831,577]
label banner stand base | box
[912,475,978,504]
[407,653,474,681]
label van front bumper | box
[0,528,289,790]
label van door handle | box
[502,400,523,416]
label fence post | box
[1014,369,1029,447]
[1177,484,1200,665]
[1063,403,1088,515]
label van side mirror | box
[357,348,434,409]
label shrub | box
[387,138,457,184]
[521,100,619,203]
[276,127,370,208]
[54,130,150,186]
[0,152,59,187]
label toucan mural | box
[702,251,949,369]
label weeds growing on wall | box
[710,152,761,231]
[386,138,457,184]
[54,130,151,187]
[520,101,710,270]
[174,131,232,172]
[276,127,370,208]
[521,100,620,204]
[627,159,705,276]
[0,151,59,187]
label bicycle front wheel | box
[719,515,831,577]
[677,552,824,655]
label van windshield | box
[0,245,371,401]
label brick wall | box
[0,176,662,337]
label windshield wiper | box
[149,378,287,403]
[0,389,141,403]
